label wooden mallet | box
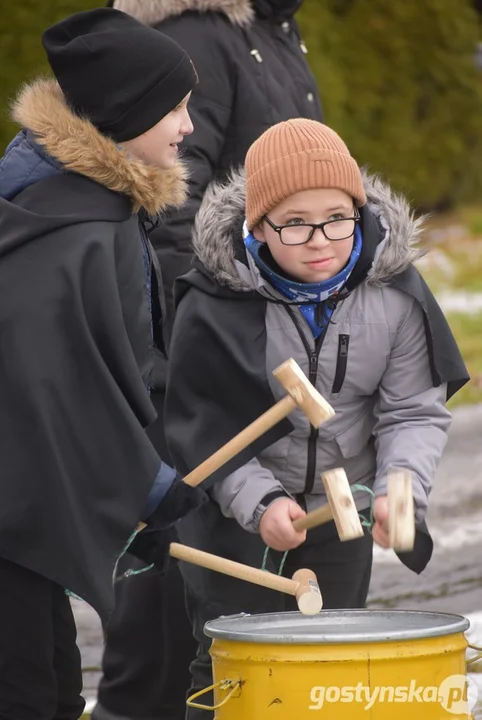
[180,358,335,488]
[290,468,416,551]
[291,467,364,540]
[387,468,415,551]
[169,542,323,615]
[137,357,334,532]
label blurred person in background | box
[93,1,323,720]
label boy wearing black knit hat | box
[0,8,202,719]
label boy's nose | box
[309,227,330,246]
[182,110,194,136]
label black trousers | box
[0,556,84,720]
[95,391,197,720]
[96,557,196,720]
[177,501,374,720]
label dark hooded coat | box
[0,79,187,623]
[113,0,323,354]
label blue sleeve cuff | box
[141,462,177,521]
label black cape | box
[165,208,469,574]
[0,173,162,623]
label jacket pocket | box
[331,334,350,393]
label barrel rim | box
[204,609,470,644]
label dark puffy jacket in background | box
[114,0,323,368]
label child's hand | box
[259,498,307,551]
[372,495,390,548]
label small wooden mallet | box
[387,468,415,551]
[170,542,323,615]
[137,358,334,533]
[180,358,335,488]
[291,467,364,541]
[290,468,416,551]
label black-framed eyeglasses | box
[263,211,360,246]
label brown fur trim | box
[113,0,254,27]
[11,79,188,215]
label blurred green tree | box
[299,0,482,209]
[1,0,481,209]
[0,1,99,150]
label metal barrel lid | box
[204,610,470,645]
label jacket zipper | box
[332,334,350,393]
[284,305,332,495]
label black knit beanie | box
[42,8,196,142]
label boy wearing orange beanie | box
[164,119,468,718]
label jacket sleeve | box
[149,21,235,330]
[372,296,452,521]
[210,457,287,532]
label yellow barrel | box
[189,610,474,719]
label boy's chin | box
[155,155,177,170]
[295,269,335,283]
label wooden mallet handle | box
[183,358,334,488]
[137,394,298,531]
[169,543,323,615]
[137,359,334,531]
[182,394,297,487]
[292,504,333,532]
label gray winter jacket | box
[189,170,451,532]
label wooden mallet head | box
[273,359,335,427]
[388,468,415,551]
[293,468,364,541]
[322,468,364,541]
[291,568,323,615]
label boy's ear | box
[252,222,267,243]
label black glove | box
[145,475,208,529]
[127,525,176,575]
[127,478,208,576]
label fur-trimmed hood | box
[10,79,187,215]
[192,168,425,290]
[113,0,254,27]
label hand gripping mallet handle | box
[291,467,364,540]
[169,542,323,615]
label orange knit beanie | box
[245,119,367,230]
